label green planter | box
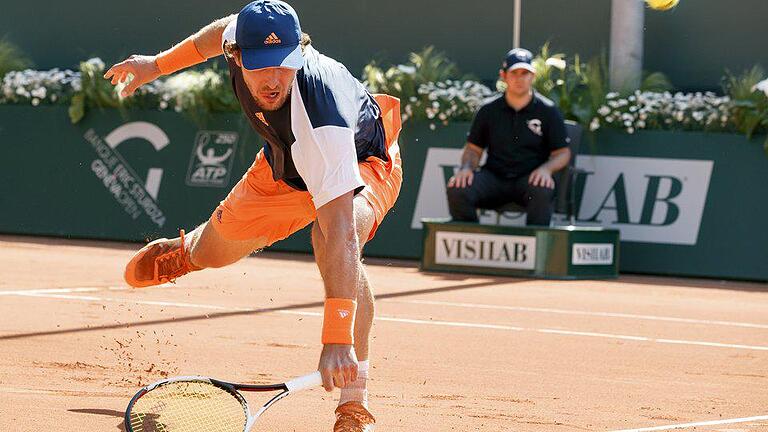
[1,106,766,281]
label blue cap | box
[236,0,304,71]
[503,48,535,73]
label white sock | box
[339,360,369,408]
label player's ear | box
[233,49,243,68]
[499,69,506,80]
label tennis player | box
[105,1,402,430]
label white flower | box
[159,101,168,110]
[598,106,610,116]
[31,87,47,99]
[627,127,634,134]
[397,65,416,75]
[606,92,619,99]
[85,57,106,70]
[31,98,40,106]
[545,57,566,70]
[605,116,614,123]
[589,117,600,131]
[752,78,768,97]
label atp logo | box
[186,131,239,187]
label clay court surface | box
[1,235,767,432]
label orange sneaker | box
[334,402,375,432]
[124,230,196,288]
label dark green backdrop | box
[1,106,766,281]
[2,1,766,90]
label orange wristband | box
[321,298,357,345]
[156,38,206,75]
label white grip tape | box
[285,371,323,392]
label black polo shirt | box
[468,92,569,179]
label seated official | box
[447,48,571,226]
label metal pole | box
[609,0,645,92]
[513,0,522,48]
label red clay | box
[1,235,767,431]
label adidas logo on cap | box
[264,32,282,45]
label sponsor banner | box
[412,149,714,246]
[83,123,169,228]
[435,231,536,270]
[186,131,239,187]
[572,243,614,265]
[412,148,464,229]
[574,156,713,245]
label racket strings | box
[129,381,248,432]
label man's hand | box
[529,167,555,189]
[447,168,475,188]
[103,55,162,98]
[318,344,358,392]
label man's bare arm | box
[460,142,483,171]
[529,147,571,189]
[540,147,571,174]
[104,14,236,97]
[447,142,483,188]
[315,191,360,391]
[191,14,237,59]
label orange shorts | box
[210,95,403,246]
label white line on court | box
[6,291,768,352]
[383,299,768,330]
[0,386,127,398]
[0,287,101,296]
[8,287,767,330]
[608,414,768,431]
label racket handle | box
[285,371,323,392]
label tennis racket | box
[124,371,323,432]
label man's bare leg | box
[124,220,266,287]
[187,221,267,269]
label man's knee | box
[526,185,555,203]
[447,185,474,207]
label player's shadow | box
[68,409,126,431]
[1,279,502,341]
